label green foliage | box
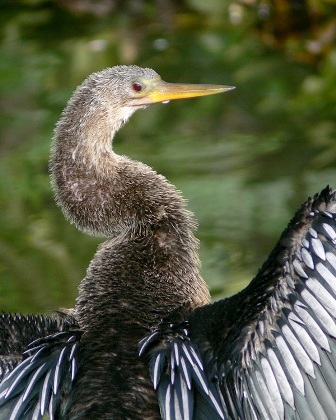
[0,0,335,312]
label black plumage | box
[0,313,73,382]
[140,188,336,419]
[0,65,335,419]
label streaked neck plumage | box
[50,69,210,330]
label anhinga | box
[0,65,335,420]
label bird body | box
[0,65,336,419]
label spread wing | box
[141,187,336,419]
[214,186,336,419]
[139,323,226,420]
[0,328,81,420]
[0,313,71,382]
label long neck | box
[50,95,210,330]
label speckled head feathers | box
[77,65,161,107]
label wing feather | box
[0,330,81,419]
[215,188,336,418]
[139,325,225,419]
[140,188,336,419]
[0,313,71,383]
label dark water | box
[0,1,335,313]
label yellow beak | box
[137,80,235,105]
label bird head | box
[83,65,234,116]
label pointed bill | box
[137,80,235,105]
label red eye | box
[133,83,142,92]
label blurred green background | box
[0,0,336,313]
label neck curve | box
[50,84,210,329]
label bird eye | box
[132,83,142,92]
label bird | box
[0,65,335,420]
